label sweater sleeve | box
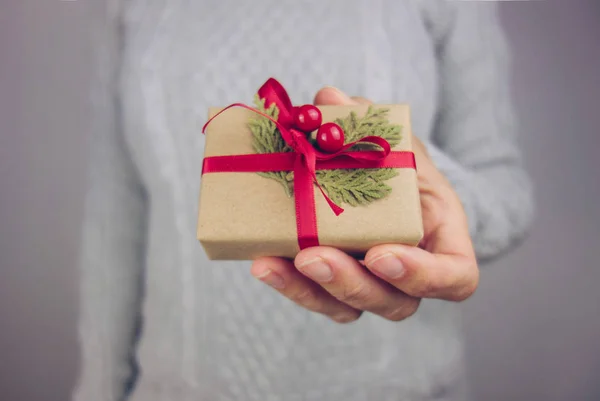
[421,3,534,261]
[73,1,146,400]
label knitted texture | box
[74,1,533,401]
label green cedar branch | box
[247,101,403,205]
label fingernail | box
[297,257,333,283]
[253,269,286,289]
[367,253,405,279]
[323,86,357,104]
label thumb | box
[364,243,478,302]
[314,86,370,106]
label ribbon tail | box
[315,182,344,216]
[201,102,298,149]
[299,141,345,216]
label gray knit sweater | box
[74,1,533,400]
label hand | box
[250,87,479,323]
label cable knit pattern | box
[74,1,533,400]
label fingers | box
[375,139,477,301]
[251,257,362,323]
[313,86,358,106]
[310,85,478,305]
[364,244,479,302]
[294,247,420,322]
[350,96,372,105]
[313,86,375,108]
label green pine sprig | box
[247,101,403,206]
[248,95,294,196]
[317,168,399,206]
[335,106,402,149]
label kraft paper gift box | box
[197,99,423,260]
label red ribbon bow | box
[202,78,416,250]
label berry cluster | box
[293,105,344,153]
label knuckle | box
[409,279,436,298]
[450,276,479,302]
[291,288,322,311]
[384,299,420,322]
[340,283,373,306]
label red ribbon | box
[201,78,416,250]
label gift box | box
[197,79,423,260]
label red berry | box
[316,122,345,153]
[294,104,322,132]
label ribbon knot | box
[289,129,309,153]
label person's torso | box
[119,1,465,399]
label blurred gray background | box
[1,1,599,400]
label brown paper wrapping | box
[197,104,423,260]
